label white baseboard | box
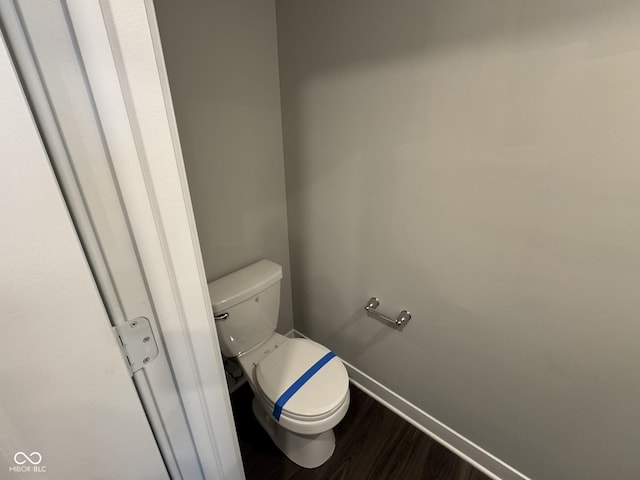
[293,330,530,480]
[283,329,297,338]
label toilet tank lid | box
[208,260,282,312]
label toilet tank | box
[208,260,282,357]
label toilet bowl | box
[208,260,350,468]
[237,333,350,467]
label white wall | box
[276,1,640,478]
[155,0,294,333]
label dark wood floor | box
[230,383,491,480]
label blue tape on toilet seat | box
[272,351,336,421]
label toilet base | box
[251,397,336,468]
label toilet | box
[208,259,350,468]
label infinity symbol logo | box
[14,452,42,465]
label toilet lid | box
[256,338,349,419]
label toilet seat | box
[255,338,349,422]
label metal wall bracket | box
[364,297,411,329]
[113,317,159,374]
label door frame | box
[0,23,171,480]
[55,1,243,478]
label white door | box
[0,1,207,476]
[0,30,169,480]
[1,2,246,479]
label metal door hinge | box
[113,317,159,374]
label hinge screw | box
[143,336,150,343]
[130,321,138,328]
[143,357,150,364]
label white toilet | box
[208,259,350,468]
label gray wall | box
[276,1,640,478]
[155,0,293,333]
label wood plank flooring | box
[230,383,491,480]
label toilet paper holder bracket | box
[364,297,411,329]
